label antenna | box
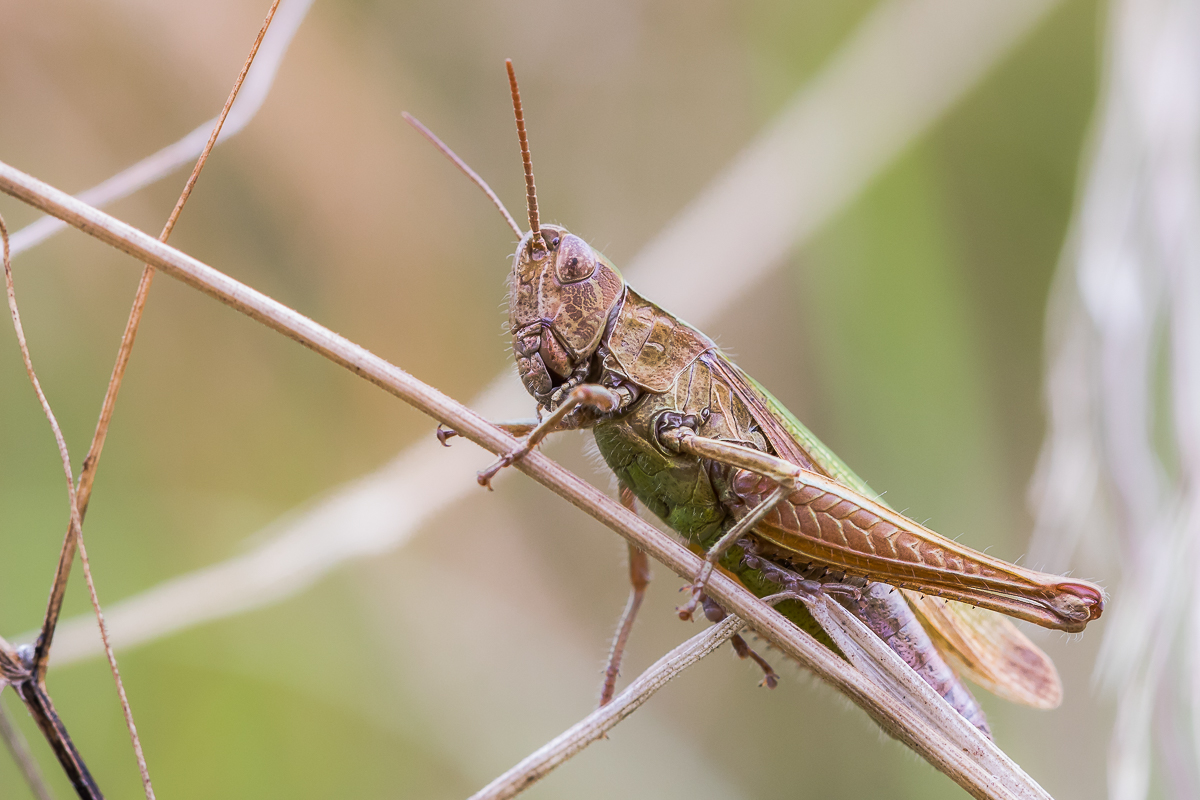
[506,59,541,242]
[402,112,522,238]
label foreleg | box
[436,419,539,446]
[477,384,626,488]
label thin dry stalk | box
[468,615,744,800]
[36,0,284,676]
[8,682,98,800]
[0,163,1046,800]
[2,217,116,799]
[7,6,284,797]
[802,595,1047,797]
[75,521,151,800]
[0,637,54,800]
[473,588,1023,800]
[0,693,54,800]
[74,0,284,503]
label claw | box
[476,456,509,489]
[676,585,703,621]
[436,424,459,447]
[476,462,503,489]
[820,582,862,601]
[676,560,716,621]
[730,632,779,689]
[476,444,530,490]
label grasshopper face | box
[508,224,625,406]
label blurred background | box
[1,0,1192,797]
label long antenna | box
[402,112,522,238]
[506,59,540,241]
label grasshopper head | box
[508,224,625,405]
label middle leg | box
[597,485,653,707]
[477,384,624,488]
[657,423,803,620]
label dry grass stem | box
[1,638,99,797]
[468,615,745,800]
[38,0,284,678]
[5,6,285,796]
[803,595,1049,799]
[476,589,999,800]
[2,214,156,798]
[0,163,1049,800]
[0,695,54,800]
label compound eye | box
[555,234,596,283]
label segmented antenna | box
[402,112,522,238]
[506,59,540,240]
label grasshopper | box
[419,60,1104,737]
